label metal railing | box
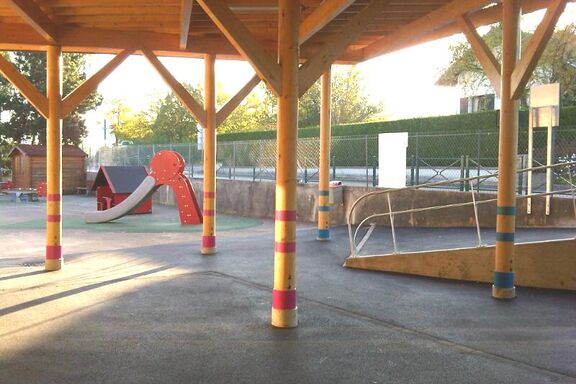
[87,128,576,191]
[347,161,576,258]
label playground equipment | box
[85,151,202,225]
[91,165,152,214]
[344,161,576,291]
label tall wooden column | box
[272,0,299,328]
[202,53,217,255]
[45,46,63,271]
[317,69,332,241]
[493,0,521,299]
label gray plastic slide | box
[85,176,157,224]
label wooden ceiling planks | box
[0,0,555,63]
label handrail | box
[347,161,576,257]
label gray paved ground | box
[1,196,575,383]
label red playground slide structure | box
[85,150,202,225]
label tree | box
[298,66,383,127]
[0,51,102,145]
[438,24,576,106]
[149,84,202,143]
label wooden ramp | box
[344,238,576,291]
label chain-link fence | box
[89,127,576,193]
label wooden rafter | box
[195,0,282,96]
[298,0,392,97]
[62,49,133,118]
[180,0,194,50]
[457,15,501,98]
[362,0,494,60]
[142,49,207,127]
[216,74,260,127]
[511,0,567,100]
[299,0,355,45]
[6,0,58,44]
[0,53,49,119]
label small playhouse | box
[91,165,152,214]
[9,144,87,194]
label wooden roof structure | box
[0,0,554,63]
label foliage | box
[438,24,576,106]
[0,51,102,146]
[216,106,576,142]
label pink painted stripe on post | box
[272,289,296,310]
[203,209,215,217]
[47,215,61,222]
[47,194,61,201]
[274,241,296,253]
[46,245,62,260]
[275,210,297,221]
[203,192,215,198]
[202,235,216,248]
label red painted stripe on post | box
[275,210,297,221]
[274,241,296,253]
[47,215,61,222]
[272,289,296,310]
[47,194,61,201]
[203,209,215,217]
[203,192,215,198]
[202,235,216,248]
[46,245,62,260]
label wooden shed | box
[8,144,87,194]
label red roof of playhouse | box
[8,144,87,158]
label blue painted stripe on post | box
[493,271,515,289]
[317,229,331,239]
[497,206,516,216]
[496,232,515,242]
[318,190,330,197]
[318,205,330,212]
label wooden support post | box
[45,46,63,271]
[317,69,331,241]
[493,0,521,299]
[272,0,299,328]
[202,53,217,255]
[457,15,502,98]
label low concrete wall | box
[152,179,576,228]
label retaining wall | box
[152,179,576,228]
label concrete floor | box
[1,196,575,384]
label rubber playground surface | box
[0,195,261,233]
[1,194,575,383]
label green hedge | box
[217,106,576,142]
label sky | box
[82,4,576,152]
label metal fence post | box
[365,135,369,187]
[410,154,415,185]
[465,155,470,191]
[459,155,465,191]
[415,133,420,185]
[332,155,336,180]
[372,155,377,187]
[233,142,237,180]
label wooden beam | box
[6,0,59,44]
[511,0,567,100]
[456,15,501,98]
[298,0,391,97]
[0,53,49,119]
[299,0,355,45]
[180,0,194,50]
[362,0,494,60]
[351,0,550,59]
[195,0,282,95]
[62,49,133,118]
[216,74,260,127]
[142,49,206,127]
